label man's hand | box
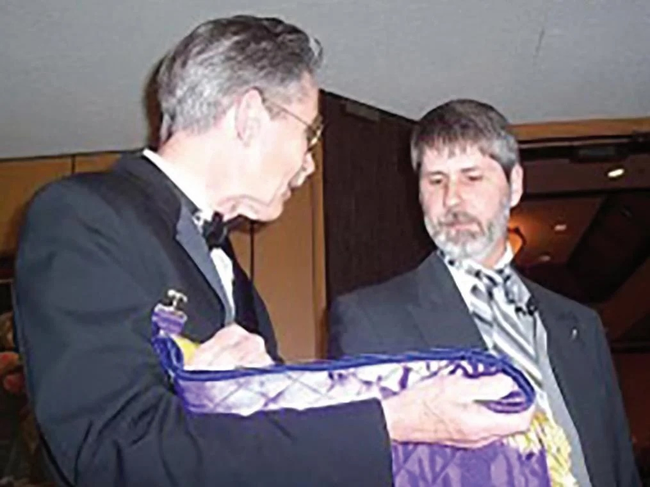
[185,324,275,371]
[381,371,534,448]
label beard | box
[425,195,511,262]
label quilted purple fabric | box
[151,301,551,486]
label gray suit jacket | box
[328,252,639,487]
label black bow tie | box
[198,212,228,250]
[198,213,247,251]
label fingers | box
[456,373,518,402]
[185,324,274,371]
[208,323,254,349]
[462,398,534,440]
[418,371,516,401]
[383,370,534,448]
[453,373,534,439]
[215,333,273,369]
[437,433,502,449]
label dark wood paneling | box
[322,93,431,301]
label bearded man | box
[327,99,639,487]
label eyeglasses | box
[262,98,324,154]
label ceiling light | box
[553,223,567,233]
[607,167,625,179]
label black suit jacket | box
[13,154,392,486]
[328,252,640,487]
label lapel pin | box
[152,289,188,336]
[167,289,188,311]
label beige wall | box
[246,183,318,361]
[0,150,325,362]
[0,157,72,255]
[230,145,325,361]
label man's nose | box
[293,152,315,187]
[443,180,462,208]
[303,151,315,177]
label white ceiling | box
[2,0,649,159]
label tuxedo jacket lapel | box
[175,205,234,323]
[114,155,234,324]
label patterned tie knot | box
[437,250,515,301]
[478,267,519,304]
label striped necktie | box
[443,253,549,411]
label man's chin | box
[435,237,490,261]
[226,196,285,223]
[445,226,481,240]
[249,201,284,223]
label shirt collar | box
[142,148,212,217]
[439,244,515,277]
[494,245,515,271]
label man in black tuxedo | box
[14,19,535,486]
[329,99,640,486]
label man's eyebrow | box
[421,170,447,177]
[460,166,481,173]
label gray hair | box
[156,15,323,142]
[410,99,519,179]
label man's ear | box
[509,164,524,208]
[234,89,267,146]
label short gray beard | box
[425,195,511,262]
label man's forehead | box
[421,146,497,171]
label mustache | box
[437,210,481,227]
